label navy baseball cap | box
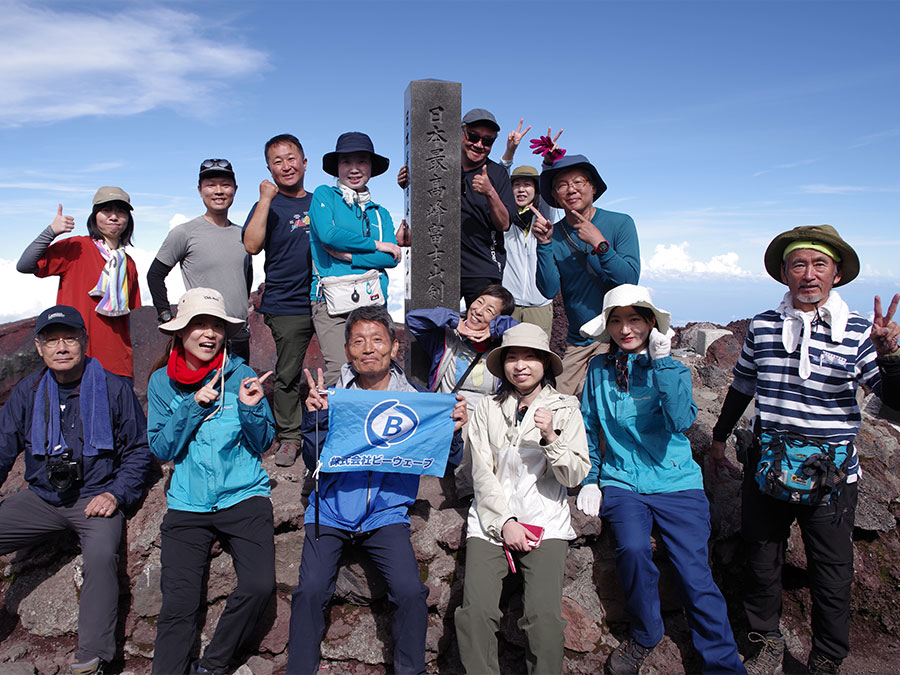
[35,305,85,336]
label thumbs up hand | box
[471,164,495,197]
[50,204,75,236]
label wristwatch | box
[591,241,610,255]
[157,309,173,324]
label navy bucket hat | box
[539,154,608,209]
[322,132,390,178]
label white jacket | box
[466,386,590,544]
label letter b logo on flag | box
[365,400,420,448]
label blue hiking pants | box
[602,487,745,674]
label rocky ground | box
[2,299,900,674]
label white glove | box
[576,484,602,517]
[648,327,674,360]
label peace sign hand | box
[505,118,532,156]
[872,294,900,356]
[528,205,553,243]
[304,368,329,412]
[567,209,605,249]
[239,370,272,406]
[194,369,221,407]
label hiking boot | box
[71,657,103,675]
[274,440,300,467]
[605,638,655,674]
[807,651,841,674]
[744,632,784,675]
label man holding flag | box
[286,305,467,675]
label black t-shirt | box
[243,192,313,315]
[460,159,516,280]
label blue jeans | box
[602,487,745,674]
[287,522,428,675]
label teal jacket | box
[148,354,275,512]
[581,353,702,494]
[309,184,399,302]
[536,208,640,345]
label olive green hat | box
[764,224,859,287]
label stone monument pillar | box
[403,79,462,385]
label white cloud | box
[849,127,900,149]
[798,184,900,195]
[0,2,268,126]
[0,258,59,324]
[387,256,408,322]
[169,214,189,229]
[642,242,756,280]
[752,158,817,177]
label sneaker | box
[190,660,228,675]
[605,638,654,675]
[808,651,841,674]
[744,632,784,675]
[71,657,103,675]
[273,440,300,467]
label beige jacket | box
[466,386,590,543]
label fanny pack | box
[755,431,850,506]
[318,269,383,317]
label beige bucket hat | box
[485,322,564,379]
[158,288,245,337]
[579,284,671,343]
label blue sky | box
[1,0,898,326]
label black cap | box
[198,158,235,181]
[35,305,85,336]
[461,108,500,132]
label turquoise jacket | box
[581,353,702,494]
[148,354,275,512]
[308,184,399,302]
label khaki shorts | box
[511,304,553,338]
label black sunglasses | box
[464,129,496,147]
[615,354,629,394]
[200,158,233,172]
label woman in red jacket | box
[17,186,141,379]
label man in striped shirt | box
[710,224,900,675]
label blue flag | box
[319,388,457,477]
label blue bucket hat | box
[539,154,608,209]
[322,132,390,178]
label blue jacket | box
[0,362,151,508]
[309,184,399,302]
[536,208,640,345]
[148,354,275,512]
[406,307,518,393]
[581,353,702,494]
[301,362,463,532]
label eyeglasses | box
[614,354,629,393]
[464,129,496,147]
[40,336,82,348]
[554,177,591,194]
[200,158,233,172]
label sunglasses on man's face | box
[200,158,233,172]
[464,129,496,147]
